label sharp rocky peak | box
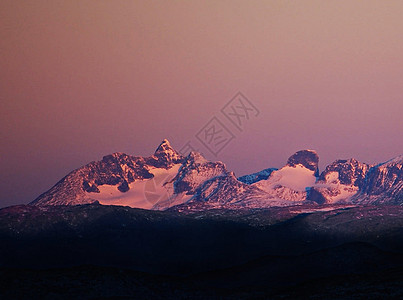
[152,139,184,167]
[154,139,175,154]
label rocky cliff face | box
[287,150,320,177]
[173,151,227,195]
[319,158,371,188]
[307,159,372,204]
[191,172,267,206]
[352,156,403,205]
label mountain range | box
[31,139,403,210]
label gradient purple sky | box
[1,1,402,207]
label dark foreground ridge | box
[0,204,402,299]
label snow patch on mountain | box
[310,171,359,204]
[253,164,317,202]
[90,164,182,209]
[258,165,317,192]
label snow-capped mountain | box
[307,158,372,204]
[253,150,319,203]
[32,140,186,208]
[30,140,402,210]
[307,156,403,205]
[152,151,229,209]
[32,140,243,210]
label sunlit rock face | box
[152,139,184,168]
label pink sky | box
[1,1,402,207]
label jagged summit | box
[307,158,372,205]
[153,139,184,168]
[154,139,173,154]
[318,158,371,187]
